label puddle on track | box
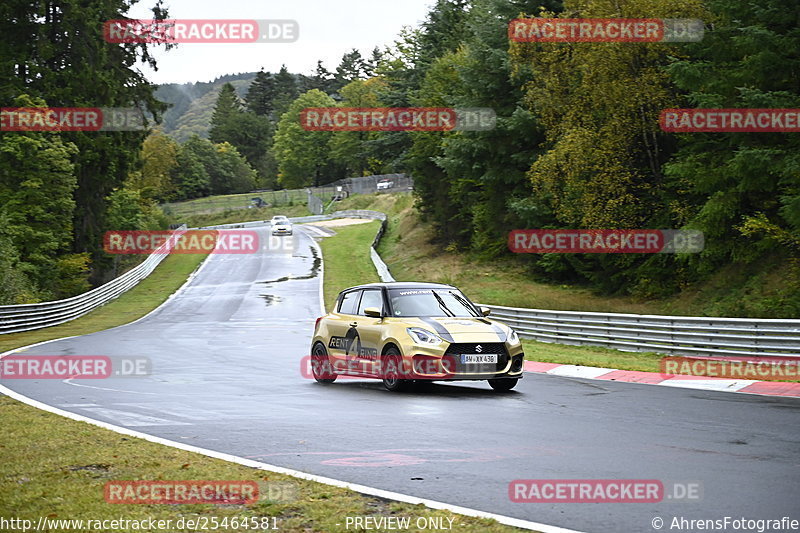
[258,245,321,284]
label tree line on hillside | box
[1,0,798,316]
[140,49,390,202]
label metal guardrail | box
[0,225,187,335]
[364,214,800,358]
[480,305,800,358]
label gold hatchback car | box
[310,282,525,391]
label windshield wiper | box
[431,290,455,317]
[449,291,480,317]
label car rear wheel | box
[488,378,518,391]
[382,348,412,392]
[311,342,337,383]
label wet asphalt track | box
[3,225,799,533]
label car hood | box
[407,317,508,343]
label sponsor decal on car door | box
[349,289,383,375]
[327,290,361,367]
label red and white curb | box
[524,361,800,398]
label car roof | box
[339,282,457,292]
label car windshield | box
[388,288,480,317]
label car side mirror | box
[480,306,491,317]
[364,307,382,318]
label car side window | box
[356,290,383,316]
[338,290,360,315]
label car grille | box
[444,342,509,374]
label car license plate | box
[462,354,498,364]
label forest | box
[1,0,798,315]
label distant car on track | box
[310,282,524,391]
[270,216,292,236]
[376,179,393,190]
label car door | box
[326,289,361,369]
[351,289,385,375]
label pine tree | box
[364,47,384,77]
[245,69,276,116]
[335,49,367,88]
[272,65,299,118]
[209,83,243,143]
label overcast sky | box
[127,0,436,85]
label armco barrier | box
[363,214,800,358]
[0,225,188,335]
[478,305,800,358]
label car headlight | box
[508,328,520,345]
[406,327,443,345]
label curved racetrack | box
[3,226,799,533]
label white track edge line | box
[0,384,581,533]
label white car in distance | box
[270,216,292,236]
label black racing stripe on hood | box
[418,317,455,343]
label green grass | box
[520,339,665,372]
[162,190,309,218]
[0,396,526,533]
[317,221,381,310]
[361,194,662,314]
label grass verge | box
[0,396,523,533]
[162,190,308,219]
[317,220,381,310]
[519,340,665,372]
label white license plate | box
[461,354,498,364]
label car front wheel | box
[382,348,412,392]
[488,378,518,392]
